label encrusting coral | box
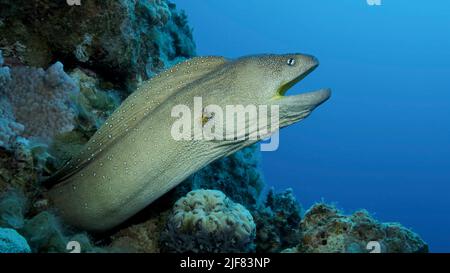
[161,189,256,253]
[283,203,428,253]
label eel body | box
[46,54,331,231]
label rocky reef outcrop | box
[0,0,195,90]
[284,203,428,253]
[253,188,302,253]
[110,211,169,253]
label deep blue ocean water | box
[174,0,450,252]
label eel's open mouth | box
[275,62,331,107]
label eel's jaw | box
[286,88,331,108]
[271,87,331,130]
[274,63,331,127]
[275,62,319,98]
[273,58,330,108]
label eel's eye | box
[287,58,296,66]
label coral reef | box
[69,69,121,133]
[0,138,53,196]
[0,0,430,254]
[0,53,24,147]
[48,68,121,167]
[110,211,170,253]
[0,190,111,253]
[161,189,256,253]
[0,190,27,229]
[0,0,269,253]
[284,203,428,253]
[20,210,105,253]
[253,188,302,253]
[0,98,24,148]
[0,50,120,158]
[0,57,79,143]
[0,52,9,85]
[0,0,196,89]
[0,141,35,194]
[0,227,31,253]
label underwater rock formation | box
[284,203,428,253]
[161,189,256,253]
[0,138,53,195]
[0,227,31,253]
[253,188,302,253]
[0,190,27,230]
[0,189,109,253]
[110,211,170,253]
[0,141,35,194]
[0,0,196,89]
[20,210,101,253]
[0,52,9,84]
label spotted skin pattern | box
[47,54,331,231]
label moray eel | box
[46,54,331,231]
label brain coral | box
[161,189,256,253]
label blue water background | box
[173,0,450,252]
